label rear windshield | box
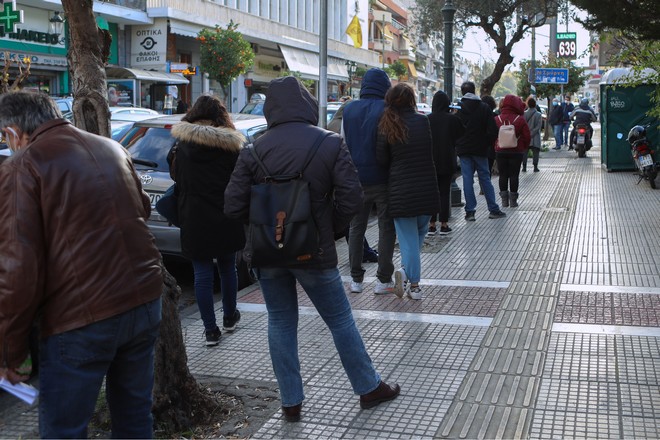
[123,126,175,171]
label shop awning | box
[106,67,189,84]
[400,59,417,79]
[279,46,349,81]
[375,22,394,40]
[168,19,200,38]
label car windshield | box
[240,101,265,115]
[124,127,175,171]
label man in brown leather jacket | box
[0,91,163,438]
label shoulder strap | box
[513,115,520,123]
[497,115,503,124]
[249,130,331,180]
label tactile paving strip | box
[437,165,581,438]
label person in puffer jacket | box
[376,83,440,300]
[494,94,531,208]
[224,76,400,423]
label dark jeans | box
[192,253,238,330]
[496,152,524,192]
[39,298,162,438]
[430,173,453,224]
[524,148,540,169]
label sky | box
[457,10,592,70]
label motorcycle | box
[571,123,590,158]
[627,125,659,189]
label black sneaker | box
[489,210,507,219]
[439,226,452,235]
[426,225,437,236]
[223,310,241,332]
[205,327,222,346]
[465,212,476,222]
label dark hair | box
[0,91,62,135]
[379,83,415,145]
[461,81,476,95]
[183,95,235,129]
[481,95,496,111]
[526,96,537,108]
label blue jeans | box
[255,267,381,407]
[552,124,563,148]
[459,155,500,213]
[192,253,238,330]
[394,216,430,284]
[39,298,162,439]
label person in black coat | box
[427,90,465,236]
[224,76,400,422]
[169,95,246,346]
[376,83,439,300]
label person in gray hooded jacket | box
[224,76,400,423]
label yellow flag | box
[345,15,362,48]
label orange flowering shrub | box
[198,20,254,87]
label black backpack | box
[245,131,330,267]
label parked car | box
[110,106,159,117]
[55,97,74,121]
[416,102,432,115]
[239,93,266,115]
[326,102,342,123]
[121,113,267,287]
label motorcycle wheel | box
[648,170,657,189]
[577,144,586,158]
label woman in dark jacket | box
[427,90,465,236]
[169,95,246,346]
[494,94,531,208]
[376,83,439,300]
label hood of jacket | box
[171,120,245,152]
[431,90,450,113]
[359,68,391,99]
[500,94,525,116]
[263,76,318,128]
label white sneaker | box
[374,281,394,295]
[407,285,422,300]
[394,268,407,298]
[350,281,363,293]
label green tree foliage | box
[610,39,660,119]
[411,0,557,96]
[385,60,408,81]
[515,58,589,100]
[198,21,255,90]
[570,0,660,41]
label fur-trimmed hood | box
[171,120,245,152]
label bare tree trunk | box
[61,0,111,137]
[152,263,216,433]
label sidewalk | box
[2,131,659,439]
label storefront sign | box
[0,4,65,49]
[107,80,135,107]
[0,1,24,34]
[131,19,167,69]
[0,51,67,67]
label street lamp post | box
[345,60,357,98]
[441,0,463,207]
[441,0,456,102]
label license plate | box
[639,154,654,167]
[577,135,585,143]
[147,192,162,206]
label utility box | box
[599,68,659,171]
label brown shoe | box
[282,404,301,422]
[359,381,401,409]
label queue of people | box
[0,74,561,432]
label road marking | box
[341,276,509,289]
[560,284,660,295]
[552,323,660,337]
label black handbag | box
[245,131,329,267]
[155,183,179,227]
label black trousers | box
[496,153,524,193]
[430,173,453,224]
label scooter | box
[627,125,659,189]
[571,123,590,158]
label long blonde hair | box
[379,83,415,145]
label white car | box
[110,106,159,118]
[416,103,432,115]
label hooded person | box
[224,76,400,423]
[494,94,531,208]
[340,68,398,295]
[549,98,564,149]
[568,98,597,149]
[426,90,465,236]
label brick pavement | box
[2,127,659,438]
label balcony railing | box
[102,0,146,10]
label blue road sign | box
[534,68,569,84]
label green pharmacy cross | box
[0,1,24,34]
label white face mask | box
[4,126,20,152]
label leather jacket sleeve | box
[0,160,44,369]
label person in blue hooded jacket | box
[341,68,396,295]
